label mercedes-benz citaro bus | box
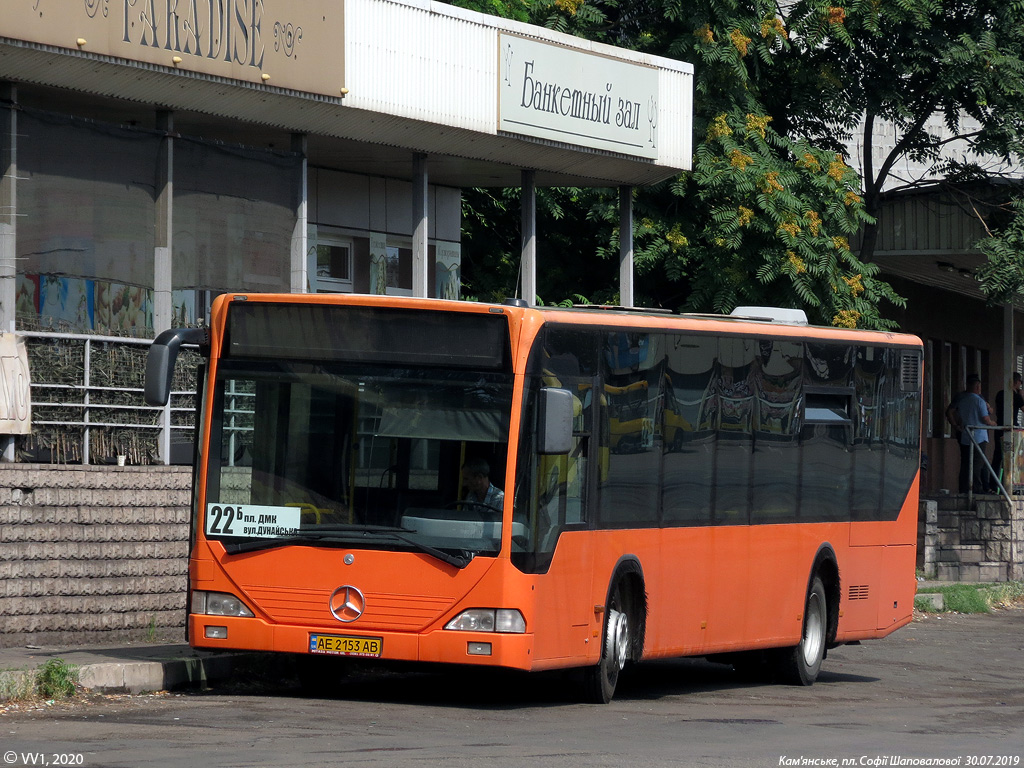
[145,294,922,703]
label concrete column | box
[0,84,16,462]
[412,153,428,298]
[619,185,634,308]
[153,110,173,334]
[1004,303,1015,491]
[0,84,16,335]
[291,133,308,293]
[520,170,536,306]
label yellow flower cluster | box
[730,29,751,57]
[695,24,715,44]
[666,224,689,251]
[746,114,772,140]
[730,149,755,169]
[760,17,786,38]
[707,113,732,141]
[760,172,784,193]
[843,274,865,296]
[828,155,847,181]
[556,0,584,13]
[805,210,821,236]
[778,221,801,238]
[832,236,849,251]
[832,310,860,329]
[827,6,846,24]
[797,153,821,172]
[844,190,862,206]
[787,251,807,274]
[737,206,755,226]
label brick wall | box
[0,465,191,648]
[921,495,1024,582]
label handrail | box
[965,425,1013,506]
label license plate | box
[309,633,383,657]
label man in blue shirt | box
[947,374,996,493]
[461,458,505,512]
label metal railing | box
[17,330,198,465]
[966,424,1022,506]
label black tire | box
[582,580,631,704]
[777,575,827,686]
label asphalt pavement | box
[0,581,968,697]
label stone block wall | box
[921,495,1024,582]
[0,465,191,648]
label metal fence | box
[17,331,199,465]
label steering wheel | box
[444,499,502,521]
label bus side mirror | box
[145,328,208,407]
[538,387,573,455]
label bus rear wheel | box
[777,575,827,686]
[583,581,630,704]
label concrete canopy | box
[0,37,686,189]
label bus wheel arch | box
[582,557,647,704]
[777,546,837,686]
[813,548,841,651]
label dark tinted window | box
[598,332,662,527]
[226,302,510,369]
[662,334,716,525]
[751,340,803,523]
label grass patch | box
[987,581,1024,608]
[0,669,38,702]
[0,658,78,703]
[33,659,78,700]
[916,581,1024,614]
[934,584,991,613]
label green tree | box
[976,198,1024,303]
[773,0,1024,265]
[457,0,979,327]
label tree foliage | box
[976,199,1024,303]
[452,0,1024,323]
[772,0,1024,266]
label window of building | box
[315,237,354,293]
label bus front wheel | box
[583,581,630,704]
[777,574,827,686]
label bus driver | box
[461,458,505,512]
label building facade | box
[0,0,692,463]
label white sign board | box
[499,34,660,160]
[206,504,301,539]
[0,334,31,435]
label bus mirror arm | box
[145,328,209,407]
[538,387,573,455]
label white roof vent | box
[729,306,809,325]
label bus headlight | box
[191,590,255,618]
[445,609,525,633]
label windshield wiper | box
[223,532,346,555]
[221,525,470,568]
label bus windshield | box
[204,359,514,563]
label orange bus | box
[145,294,922,703]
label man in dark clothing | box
[993,372,1024,490]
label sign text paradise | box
[117,0,267,69]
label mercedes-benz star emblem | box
[329,585,366,623]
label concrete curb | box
[76,653,250,694]
[0,648,255,699]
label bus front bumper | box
[188,614,537,671]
